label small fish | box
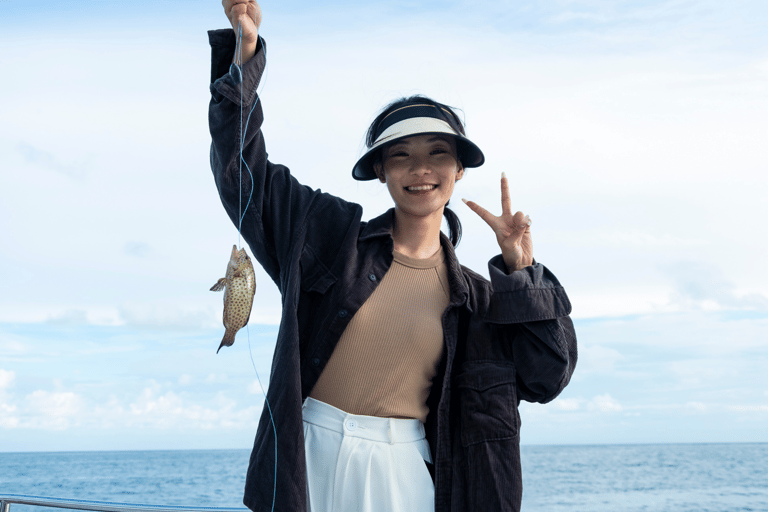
[210,245,256,353]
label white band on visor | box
[369,117,458,152]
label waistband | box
[302,397,426,445]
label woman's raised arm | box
[208,4,360,290]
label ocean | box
[1,444,767,512]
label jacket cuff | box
[208,29,266,106]
[485,255,572,323]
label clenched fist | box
[223,0,262,65]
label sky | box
[1,0,767,452]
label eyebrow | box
[389,136,452,149]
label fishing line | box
[247,324,277,512]
[234,20,277,512]
[235,25,265,250]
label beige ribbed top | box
[309,247,450,422]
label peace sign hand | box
[462,173,533,272]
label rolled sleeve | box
[209,29,265,106]
[485,255,572,324]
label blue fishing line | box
[246,325,277,512]
[235,30,266,244]
[234,21,276,512]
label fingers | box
[461,198,497,228]
[512,211,531,228]
[501,172,512,216]
[224,0,261,28]
[463,198,531,232]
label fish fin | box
[217,328,236,353]
[210,278,227,292]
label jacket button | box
[368,274,376,282]
[312,358,320,367]
[338,309,348,318]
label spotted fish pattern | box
[210,245,256,353]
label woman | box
[208,1,577,511]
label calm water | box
[2,444,767,511]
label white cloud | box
[24,389,84,430]
[205,373,228,383]
[0,337,27,355]
[661,260,768,313]
[728,405,768,413]
[685,401,707,413]
[554,397,582,411]
[578,345,625,373]
[247,378,269,396]
[44,307,122,326]
[669,360,727,387]
[118,303,220,330]
[0,369,15,389]
[124,386,258,430]
[124,241,151,258]
[588,394,623,412]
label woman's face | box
[375,134,464,221]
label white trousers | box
[302,397,435,512]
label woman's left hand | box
[462,173,533,272]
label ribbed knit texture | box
[309,248,450,422]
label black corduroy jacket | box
[208,29,578,512]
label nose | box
[409,155,432,176]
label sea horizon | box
[3,439,766,455]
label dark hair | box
[367,95,465,247]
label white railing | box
[0,495,248,512]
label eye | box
[389,150,408,158]
[431,146,453,156]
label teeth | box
[407,185,436,191]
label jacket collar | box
[360,209,470,309]
[359,208,395,241]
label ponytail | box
[443,202,462,248]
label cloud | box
[43,307,123,326]
[16,143,89,179]
[0,338,26,355]
[205,373,228,384]
[124,387,258,430]
[728,405,768,413]
[669,359,727,387]
[685,401,707,413]
[0,369,18,429]
[124,241,151,258]
[554,397,582,411]
[24,389,84,430]
[46,309,90,326]
[117,304,220,330]
[0,369,15,389]
[559,229,706,249]
[247,378,270,396]
[578,344,625,373]
[661,260,768,312]
[587,393,623,412]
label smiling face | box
[375,134,464,221]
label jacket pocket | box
[457,361,520,446]
[299,245,337,294]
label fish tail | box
[217,329,237,353]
